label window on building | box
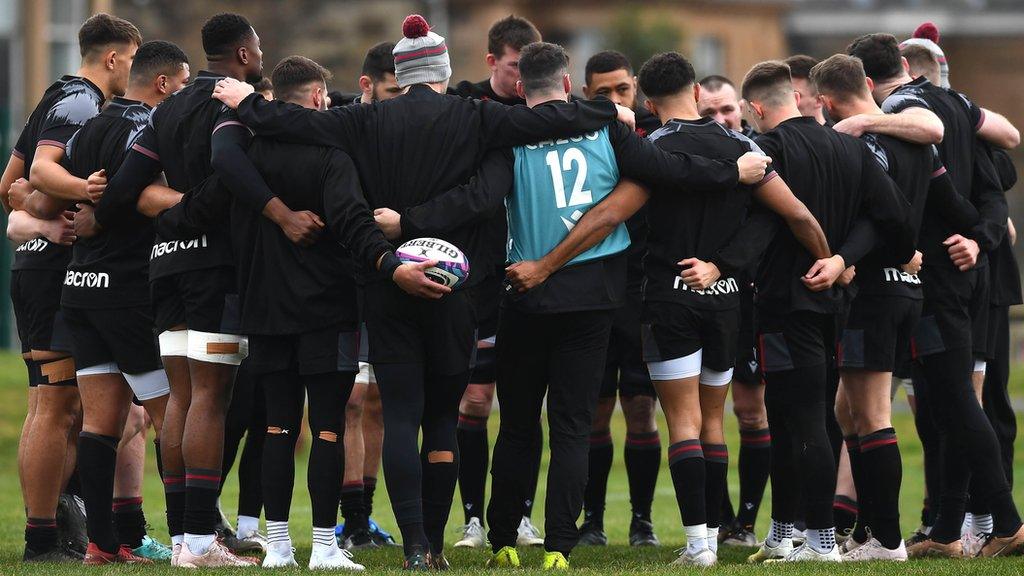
[693,34,724,78]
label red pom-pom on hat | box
[403,14,430,39]
[914,22,940,44]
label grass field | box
[0,351,1023,574]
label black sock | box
[164,472,185,539]
[64,467,82,498]
[113,497,146,549]
[720,484,736,527]
[860,428,902,549]
[833,495,858,537]
[423,459,459,554]
[184,468,222,536]
[341,481,368,534]
[584,429,613,526]
[737,428,771,528]
[845,435,869,543]
[624,431,660,521]
[668,440,706,527]
[703,443,728,529]
[363,476,377,519]
[78,432,120,554]
[25,517,59,552]
[308,438,342,530]
[456,413,489,523]
[523,421,543,518]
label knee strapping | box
[158,330,189,357]
[76,362,119,377]
[317,431,338,442]
[266,426,291,435]
[186,331,249,365]
[426,450,454,464]
[33,357,76,386]
[124,369,170,401]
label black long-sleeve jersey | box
[231,139,393,335]
[450,78,525,106]
[987,146,1022,308]
[95,71,277,281]
[643,117,776,311]
[856,133,979,298]
[12,75,104,270]
[61,97,154,309]
[622,107,662,297]
[882,77,1006,257]
[753,116,910,314]
[234,87,738,288]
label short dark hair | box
[809,54,869,103]
[518,42,568,96]
[847,33,902,81]
[784,54,819,80]
[741,60,793,104]
[638,52,695,100]
[201,13,255,57]
[79,13,142,59]
[129,40,188,85]
[252,78,273,94]
[271,56,333,103]
[901,44,940,82]
[362,42,396,81]
[585,50,632,85]
[487,15,541,57]
[698,74,735,93]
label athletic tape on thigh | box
[973,359,987,375]
[124,369,171,401]
[647,349,702,381]
[37,357,76,385]
[700,366,734,387]
[159,330,189,357]
[76,362,120,377]
[186,330,249,365]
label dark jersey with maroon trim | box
[754,116,910,314]
[451,78,525,106]
[61,97,155,309]
[622,107,662,298]
[643,117,775,310]
[12,75,104,270]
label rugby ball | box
[396,237,470,289]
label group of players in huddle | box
[2,6,1022,571]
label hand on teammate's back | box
[837,265,856,287]
[615,104,636,131]
[279,209,325,246]
[213,78,255,109]
[373,208,402,240]
[678,257,721,290]
[86,169,106,204]
[902,250,923,275]
[46,209,77,245]
[393,260,452,299]
[944,234,980,271]
[506,259,553,292]
[737,152,771,185]
[7,178,32,211]
[832,113,871,138]
[802,254,846,292]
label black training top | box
[622,107,663,298]
[643,117,776,311]
[451,78,525,107]
[61,97,155,309]
[753,116,911,314]
[882,77,1006,259]
[12,75,104,271]
[95,71,277,281]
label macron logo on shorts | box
[672,276,740,296]
[16,238,50,253]
[883,267,921,285]
[64,270,110,288]
[150,235,209,260]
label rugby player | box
[0,13,139,564]
[784,55,827,125]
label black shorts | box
[601,295,654,398]
[970,267,992,359]
[64,306,162,374]
[755,309,836,373]
[364,281,476,376]
[468,274,502,385]
[150,266,240,334]
[913,267,977,358]
[733,289,759,385]
[641,300,739,373]
[248,323,359,376]
[11,269,73,354]
[839,295,921,372]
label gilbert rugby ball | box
[396,237,470,288]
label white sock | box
[237,515,259,537]
[267,520,290,545]
[973,514,994,535]
[961,512,974,536]
[766,519,794,548]
[684,523,709,555]
[805,528,836,553]
[312,526,337,549]
[171,534,184,547]
[707,526,719,553]
[184,533,216,555]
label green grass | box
[0,350,1023,574]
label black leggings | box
[914,346,1021,542]
[221,365,266,519]
[375,363,469,555]
[261,368,354,528]
[765,362,836,529]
